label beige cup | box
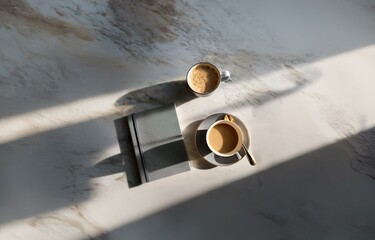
[206,120,243,157]
[186,62,231,97]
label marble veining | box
[1,0,375,239]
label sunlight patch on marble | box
[1,44,374,147]
[0,90,125,145]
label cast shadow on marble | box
[94,127,375,240]
[0,118,112,225]
[90,154,124,178]
[115,80,195,114]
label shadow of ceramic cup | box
[182,120,216,170]
[89,154,125,177]
[115,80,196,115]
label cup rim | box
[186,62,221,95]
[206,120,244,157]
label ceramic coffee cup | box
[186,62,231,97]
[206,120,243,158]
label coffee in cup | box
[186,62,230,97]
[206,120,243,157]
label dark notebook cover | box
[128,103,190,182]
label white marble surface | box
[1,0,375,239]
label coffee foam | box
[188,64,219,93]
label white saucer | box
[195,113,250,166]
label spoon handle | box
[224,114,256,166]
[243,144,256,166]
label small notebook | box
[127,103,190,183]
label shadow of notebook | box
[126,103,190,183]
